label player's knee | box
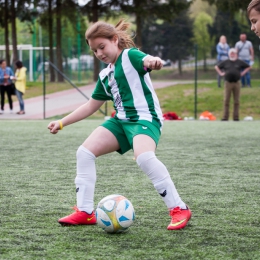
[76,145,96,162]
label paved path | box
[0,80,208,120]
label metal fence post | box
[194,44,198,120]
[43,47,46,119]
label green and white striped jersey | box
[92,48,163,127]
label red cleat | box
[58,206,97,226]
[167,206,192,230]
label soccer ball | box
[96,194,135,233]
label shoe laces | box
[72,206,80,212]
[169,207,182,221]
[72,206,93,216]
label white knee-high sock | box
[75,145,96,214]
[136,151,186,209]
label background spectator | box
[235,34,254,87]
[14,60,27,115]
[216,35,230,88]
[0,59,14,114]
[215,48,251,121]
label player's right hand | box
[47,121,60,134]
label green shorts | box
[101,118,161,154]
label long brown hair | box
[85,19,136,49]
[247,0,260,16]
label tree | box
[38,0,79,82]
[162,13,194,75]
[10,0,18,65]
[202,0,251,15]
[80,0,123,81]
[193,12,214,71]
[56,0,63,82]
[142,10,194,75]
[120,0,192,48]
[208,10,241,54]
[1,0,11,66]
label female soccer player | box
[248,0,260,37]
[47,19,191,230]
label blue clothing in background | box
[0,66,14,85]
[216,43,230,62]
[216,42,230,87]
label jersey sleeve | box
[127,48,150,74]
[91,78,112,101]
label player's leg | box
[132,127,191,230]
[58,125,121,226]
[75,126,120,212]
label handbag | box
[10,83,16,95]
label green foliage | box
[202,0,252,15]
[193,12,214,60]
[0,120,260,259]
[189,0,216,19]
[120,0,192,46]
[142,11,194,65]
[208,11,241,53]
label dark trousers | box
[223,81,240,120]
[0,84,13,111]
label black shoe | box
[233,119,239,121]
[221,119,228,121]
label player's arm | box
[143,56,163,70]
[48,98,105,134]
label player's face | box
[88,37,121,65]
[249,8,260,38]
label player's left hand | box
[47,121,61,134]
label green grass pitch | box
[0,119,259,260]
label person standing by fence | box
[13,60,27,115]
[235,34,254,87]
[215,48,251,121]
[216,35,230,88]
[0,59,14,114]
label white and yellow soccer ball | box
[96,194,135,233]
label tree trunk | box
[10,0,18,66]
[48,0,55,82]
[92,0,99,81]
[134,0,142,48]
[178,58,182,75]
[56,0,63,82]
[4,0,10,66]
[203,52,207,71]
[135,15,142,48]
